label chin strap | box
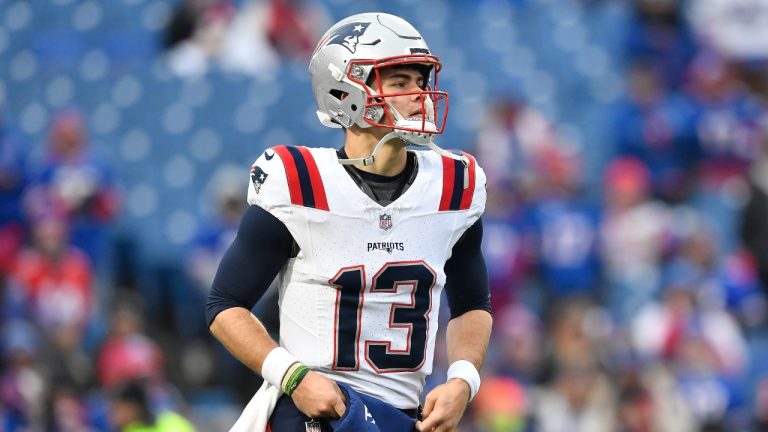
[337,131,402,167]
[338,134,471,190]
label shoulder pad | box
[247,145,329,212]
[438,151,486,215]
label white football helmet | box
[310,13,464,167]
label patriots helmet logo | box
[325,22,371,54]
[250,164,268,194]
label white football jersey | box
[247,145,486,408]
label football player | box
[207,12,492,432]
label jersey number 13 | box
[330,261,435,373]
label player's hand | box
[415,378,471,432]
[290,371,347,419]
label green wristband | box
[283,364,310,396]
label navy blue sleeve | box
[443,218,491,319]
[205,204,294,327]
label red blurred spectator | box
[97,303,164,389]
[10,214,93,333]
[266,0,317,60]
[601,157,671,322]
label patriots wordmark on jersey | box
[247,145,486,408]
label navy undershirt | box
[338,148,418,207]
[206,159,491,327]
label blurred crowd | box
[465,1,768,431]
[2,0,768,431]
[162,0,328,77]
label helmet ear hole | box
[351,104,357,111]
[330,90,349,101]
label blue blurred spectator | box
[614,60,701,202]
[521,146,602,303]
[684,52,764,185]
[481,179,531,311]
[718,251,767,328]
[625,0,697,89]
[24,109,119,271]
[187,166,245,298]
[0,116,29,277]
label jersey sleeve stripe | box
[273,145,304,206]
[439,154,456,211]
[274,145,329,211]
[286,146,317,208]
[297,146,330,211]
[448,158,465,210]
[458,152,476,210]
[439,152,476,211]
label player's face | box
[376,66,427,122]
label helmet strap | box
[337,131,402,167]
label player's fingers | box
[333,397,346,418]
[415,420,430,431]
[416,411,444,431]
[422,392,437,418]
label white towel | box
[229,381,282,432]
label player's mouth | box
[407,110,423,120]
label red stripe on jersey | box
[297,146,329,211]
[458,152,477,210]
[439,154,456,211]
[273,145,303,206]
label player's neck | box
[344,129,408,176]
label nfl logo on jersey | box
[304,420,322,432]
[379,214,392,231]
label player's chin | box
[369,124,400,141]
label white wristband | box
[261,347,298,389]
[447,360,481,402]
